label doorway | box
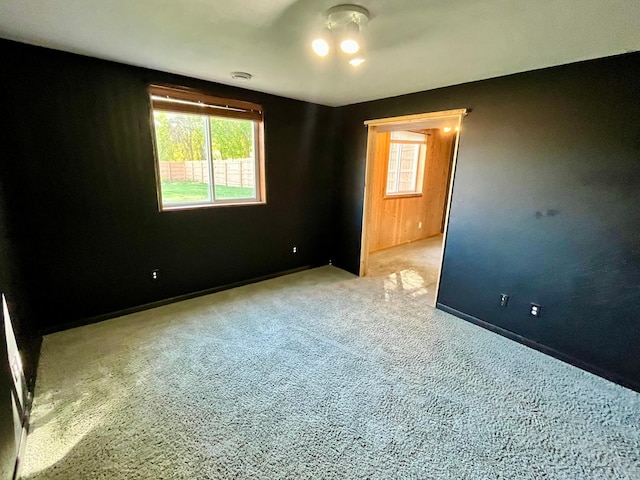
[359,110,465,306]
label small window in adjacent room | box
[385,131,427,196]
[149,85,265,210]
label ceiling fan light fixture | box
[313,4,371,66]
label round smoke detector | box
[231,72,252,81]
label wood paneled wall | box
[368,129,455,253]
[424,129,456,235]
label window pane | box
[150,86,265,210]
[153,111,211,205]
[391,131,426,141]
[386,144,400,194]
[210,117,257,200]
[399,144,419,192]
[387,142,421,194]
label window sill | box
[383,193,423,200]
[160,200,267,212]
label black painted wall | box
[333,53,640,390]
[0,40,336,334]
[1,38,639,401]
[0,141,35,479]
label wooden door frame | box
[359,109,466,300]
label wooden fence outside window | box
[158,159,255,188]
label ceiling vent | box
[231,72,252,81]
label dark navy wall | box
[333,53,640,390]
[0,40,336,334]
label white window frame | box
[385,138,427,196]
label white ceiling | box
[0,0,638,107]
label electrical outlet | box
[151,269,159,281]
[499,294,509,307]
[292,246,297,253]
[529,303,541,317]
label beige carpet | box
[21,266,640,479]
[367,235,444,306]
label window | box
[385,131,427,196]
[149,85,265,210]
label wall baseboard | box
[436,303,640,393]
[41,265,314,336]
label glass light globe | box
[340,39,359,55]
[312,38,330,57]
